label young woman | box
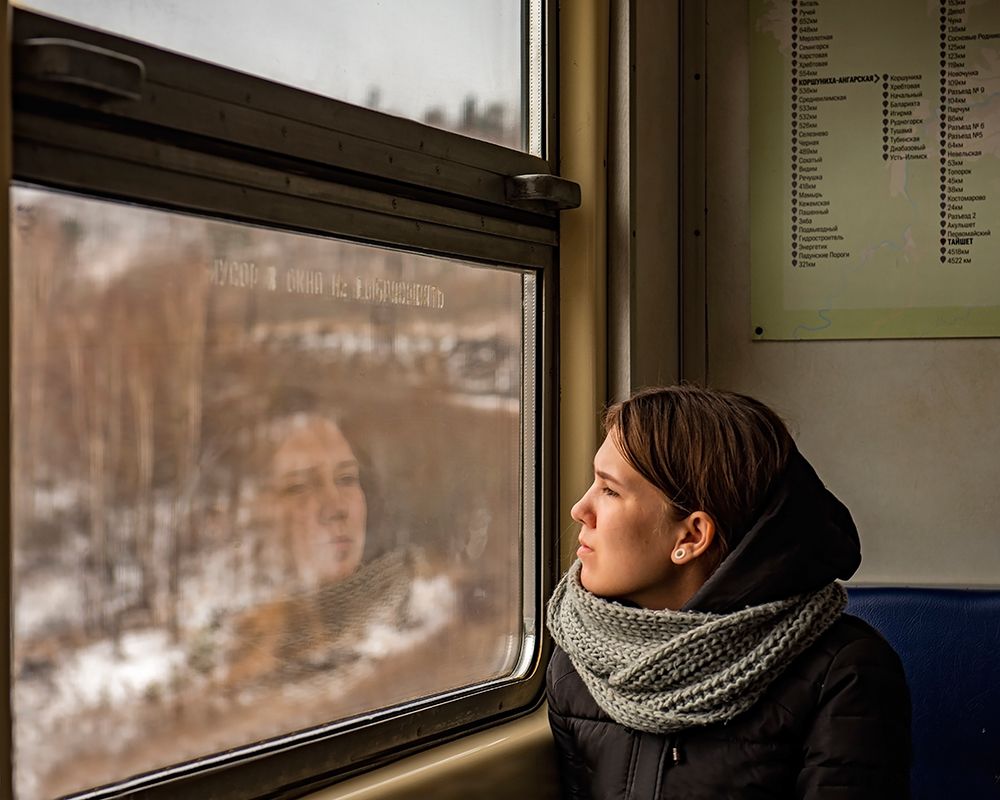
[547,386,911,799]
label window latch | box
[15,37,145,102]
[505,174,581,210]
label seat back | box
[846,587,1000,800]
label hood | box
[682,447,861,614]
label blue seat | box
[846,587,1000,800]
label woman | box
[547,386,911,799]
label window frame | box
[7,5,562,799]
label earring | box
[674,548,686,560]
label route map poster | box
[750,0,1000,339]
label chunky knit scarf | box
[547,560,847,734]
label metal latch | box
[15,37,145,102]
[505,174,582,210]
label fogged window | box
[12,186,533,800]
[13,0,538,152]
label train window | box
[12,186,535,798]
[11,0,543,152]
[9,4,561,799]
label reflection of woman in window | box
[226,406,455,695]
[271,414,367,588]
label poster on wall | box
[750,0,1000,339]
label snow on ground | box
[354,575,456,660]
[14,570,84,637]
[14,627,188,800]
[59,629,187,707]
[14,557,463,799]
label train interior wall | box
[312,1,1000,797]
[700,0,999,587]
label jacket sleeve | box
[796,635,912,799]
[546,654,593,800]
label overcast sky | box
[17,0,523,121]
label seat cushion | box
[846,587,1000,800]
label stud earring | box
[674,548,686,560]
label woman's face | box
[571,431,683,609]
[272,416,367,586]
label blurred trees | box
[13,188,524,650]
[14,202,212,641]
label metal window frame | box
[607,0,684,400]
[8,6,564,799]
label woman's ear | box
[670,512,717,564]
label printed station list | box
[790,0,871,269]
[940,0,995,264]
[789,0,996,269]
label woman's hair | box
[603,385,795,559]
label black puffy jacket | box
[546,451,912,799]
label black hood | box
[682,448,861,614]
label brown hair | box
[603,385,794,559]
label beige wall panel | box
[308,709,559,800]
[702,0,1000,586]
[632,0,681,390]
[559,0,609,565]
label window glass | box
[13,0,534,151]
[11,185,534,799]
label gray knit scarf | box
[547,560,847,734]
